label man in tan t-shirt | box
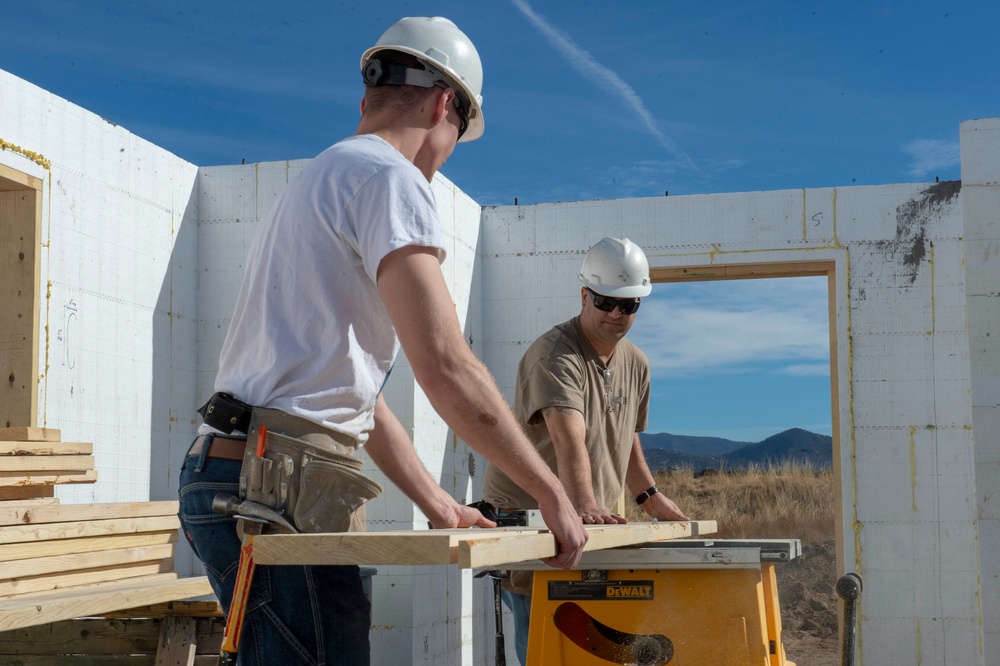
[482,237,689,665]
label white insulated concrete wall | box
[0,70,201,517]
[479,179,981,665]
[962,117,1000,660]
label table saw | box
[504,539,801,666]
[251,522,804,665]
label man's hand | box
[577,505,628,525]
[537,496,589,569]
[427,501,497,530]
[642,493,690,522]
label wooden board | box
[102,600,224,618]
[0,543,175,579]
[459,520,716,569]
[0,497,59,509]
[0,455,94,472]
[0,500,178,527]
[0,186,42,428]
[0,560,173,597]
[254,531,470,566]
[0,574,215,631]
[0,515,179,546]
[253,520,717,569]
[0,530,177,563]
[0,441,92,455]
[0,469,98,486]
[0,428,60,442]
[0,486,54,502]
[154,616,198,666]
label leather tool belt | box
[199,394,382,534]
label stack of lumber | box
[0,498,214,630]
[0,426,213,631]
[0,426,96,500]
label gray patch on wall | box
[884,180,962,285]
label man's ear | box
[430,87,454,127]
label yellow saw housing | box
[524,540,798,666]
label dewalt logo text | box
[605,585,653,599]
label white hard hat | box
[361,16,485,142]
[578,237,652,298]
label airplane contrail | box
[510,0,698,172]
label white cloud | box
[775,363,830,377]
[629,277,829,376]
[902,139,960,178]
[510,0,697,172]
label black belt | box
[188,434,247,461]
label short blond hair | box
[362,50,439,117]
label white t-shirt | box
[213,134,446,444]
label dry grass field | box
[626,464,841,666]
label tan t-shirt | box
[485,315,649,503]
[483,317,650,593]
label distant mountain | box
[638,428,833,471]
[639,432,754,457]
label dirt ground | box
[776,539,842,666]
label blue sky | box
[3,1,993,441]
[631,277,831,442]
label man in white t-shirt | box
[177,17,587,666]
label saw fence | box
[0,427,217,664]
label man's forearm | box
[543,406,601,509]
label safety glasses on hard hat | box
[587,288,641,315]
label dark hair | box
[362,50,437,116]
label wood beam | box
[253,520,717,568]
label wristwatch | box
[635,485,659,505]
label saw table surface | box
[503,538,802,570]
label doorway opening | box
[631,260,841,664]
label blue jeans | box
[178,436,371,665]
[501,589,531,666]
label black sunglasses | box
[452,93,470,139]
[587,288,641,315]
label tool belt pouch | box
[239,428,382,534]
